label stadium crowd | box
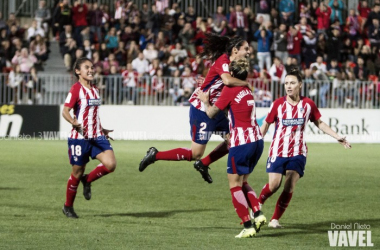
[0,0,380,107]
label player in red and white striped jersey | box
[61,58,116,218]
[258,68,351,228]
[139,34,250,184]
[198,58,265,238]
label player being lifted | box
[258,68,351,228]
[62,58,116,218]
[198,58,266,238]
[139,34,250,183]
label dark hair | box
[229,58,249,80]
[73,57,92,79]
[286,68,303,82]
[200,33,246,62]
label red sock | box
[155,148,192,161]
[258,183,274,204]
[271,191,293,220]
[65,174,80,207]
[230,186,250,223]
[201,142,229,166]
[242,182,261,213]
[86,164,111,183]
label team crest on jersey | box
[88,99,101,106]
[282,118,305,126]
[299,107,304,113]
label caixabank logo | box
[328,223,374,247]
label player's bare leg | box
[228,174,256,238]
[63,164,86,218]
[242,174,267,232]
[269,170,299,228]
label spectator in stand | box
[269,56,287,83]
[255,25,272,72]
[274,24,288,64]
[256,0,271,23]
[181,66,196,92]
[9,24,24,42]
[127,40,139,63]
[170,42,187,63]
[149,58,162,76]
[192,54,205,76]
[143,42,158,63]
[132,52,149,76]
[99,42,110,61]
[62,37,77,71]
[309,1,319,28]
[92,50,103,68]
[122,63,139,105]
[296,17,312,35]
[179,22,195,56]
[105,27,118,50]
[341,38,355,62]
[327,58,344,107]
[35,0,51,34]
[329,0,344,24]
[279,0,295,26]
[162,7,175,44]
[88,3,103,44]
[6,13,20,28]
[310,55,327,72]
[213,6,227,31]
[114,41,126,66]
[185,6,197,26]
[354,38,365,58]
[346,8,363,41]
[152,68,166,104]
[8,64,24,104]
[326,28,342,62]
[59,25,73,56]
[229,4,248,40]
[358,0,371,28]
[55,0,71,33]
[369,18,380,50]
[287,25,303,64]
[83,39,93,60]
[366,3,380,28]
[11,48,37,73]
[317,33,327,58]
[27,20,45,42]
[149,5,162,36]
[302,30,318,68]
[102,53,119,75]
[316,2,332,35]
[29,34,48,65]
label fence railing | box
[0,73,379,109]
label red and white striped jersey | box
[64,82,103,139]
[215,86,262,148]
[189,54,230,112]
[266,96,321,157]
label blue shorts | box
[227,140,264,175]
[67,135,113,166]
[189,105,229,144]
[266,155,306,177]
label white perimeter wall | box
[59,106,380,143]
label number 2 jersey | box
[64,82,103,139]
[266,96,321,158]
[189,54,230,112]
[214,86,262,148]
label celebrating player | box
[139,34,250,183]
[198,58,266,238]
[62,58,116,218]
[258,68,351,228]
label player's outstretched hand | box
[338,137,351,149]
[196,89,209,104]
[102,128,114,141]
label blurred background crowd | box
[0,0,379,107]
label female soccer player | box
[198,58,266,238]
[139,34,250,183]
[62,58,116,218]
[258,68,351,228]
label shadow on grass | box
[95,208,220,218]
[262,218,380,238]
[0,187,22,190]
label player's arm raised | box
[197,90,220,118]
[313,119,352,149]
[221,73,248,87]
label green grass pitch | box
[0,140,379,250]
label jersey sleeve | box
[265,101,279,124]
[64,84,80,108]
[308,99,322,122]
[214,55,231,77]
[214,86,233,111]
